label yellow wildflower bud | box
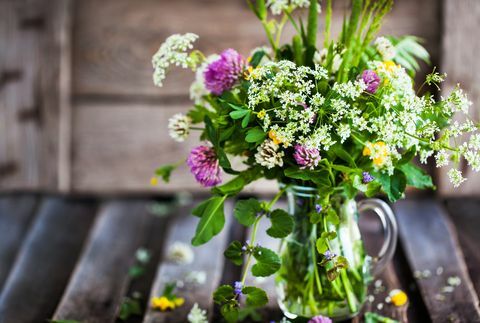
[257,109,266,120]
[150,177,159,186]
[363,145,372,156]
[173,297,185,307]
[151,296,175,311]
[382,60,397,73]
[268,130,282,145]
[389,289,408,307]
[244,66,255,80]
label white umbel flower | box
[447,168,466,187]
[187,303,208,323]
[255,139,284,169]
[374,37,396,60]
[168,114,192,142]
[152,33,199,87]
[167,241,194,265]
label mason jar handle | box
[357,198,398,276]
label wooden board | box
[444,198,480,296]
[393,199,480,322]
[438,0,480,196]
[143,201,233,322]
[53,199,158,323]
[0,194,38,292]
[72,0,440,98]
[0,197,97,323]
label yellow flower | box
[382,60,397,73]
[173,297,185,307]
[389,289,408,307]
[363,142,389,166]
[244,66,255,80]
[257,109,266,120]
[150,177,159,186]
[151,296,175,311]
[268,130,282,145]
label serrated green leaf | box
[243,286,268,307]
[326,208,339,225]
[213,285,235,303]
[221,303,239,323]
[251,247,281,277]
[234,198,262,226]
[266,209,294,238]
[245,127,266,143]
[191,196,226,246]
[365,181,382,198]
[224,241,244,266]
[399,163,434,189]
[316,231,337,254]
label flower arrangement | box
[151,0,478,321]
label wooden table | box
[0,193,479,323]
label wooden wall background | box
[0,0,478,194]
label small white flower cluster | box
[267,0,311,15]
[374,37,396,60]
[187,303,208,323]
[168,113,192,142]
[447,168,466,188]
[152,33,199,87]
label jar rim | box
[279,183,318,197]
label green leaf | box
[284,168,331,187]
[216,148,232,169]
[192,198,211,217]
[224,241,244,266]
[331,144,356,167]
[191,196,226,246]
[245,127,266,143]
[221,304,239,323]
[128,265,146,278]
[213,285,235,304]
[155,164,177,183]
[230,110,249,120]
[251,247,281,277]
[214,176,246,196]
[365,181,382,198]
[118,297,142,321]
[390,169,407,201]
[316,231,337,254]
[398,147,416,165]
[399,163,435,189]
[204,116,218,146]
[325,208,339,225]
[234,198,262,227]
[243,286,268,307]
[249,50,266,68]
[266,209,294,238]
[241,111,251,128]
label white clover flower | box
[168,113,192,142]
[167,241,194,265]
[337,124,351,143]
[313,49,327,65]
[267,0,311,15]
[435,149,450,167]
[374,37,396,60]
[447,168,466,187]
[152,33,199,87]
[187,303,208,323]
[255,139,284,169]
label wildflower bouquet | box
[151,0,478,321]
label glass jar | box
[275,185,397,320]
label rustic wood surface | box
[0,194,478,323]
[0,197,98,323]
[438,0,480,196]
[393,200,480,322]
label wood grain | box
[0,194,38,292]
[0,197,98,323]
[72,0,440,98]
[53,199,158,323]
[438,0,480,196]
[143,201,233,322]
[393,199,480,322]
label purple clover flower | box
[361,69,381,94]
[362,171,375,184]
[323,250,336,261]
[204,49,244,95]
[308,315,333,323]
[187,145,222,187]
[233,281,243,296]
[315,204,322,213]
[293,144,321,170]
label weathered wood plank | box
[73,0,440,98]
[438,0,480,196]
[143,201,233,323]
[0,194,38,292]
[70,102,276,194]
[393,199,480,322]
[444,198,480,297]
[53,199,158,323]
[0,197,97,323]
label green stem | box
[324,0,332,48]
[240,215,263,285]
[341,270,358,314]
[311,224,323,295]
[261,20,277,52]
